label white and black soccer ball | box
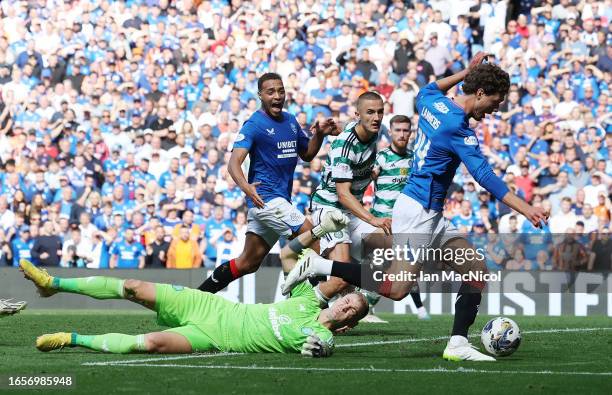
[481,317,521,357]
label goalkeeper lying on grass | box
[21,210,368,357]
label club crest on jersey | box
[464,136,478,146]
[400,168,408,176]
[433,101,449,114]
[266,128,275,135]
[291,123,298,135]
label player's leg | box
[439,236,494,361]
[20,258,161,310]
[198,232,271,293]
[198,197,305,293]
[36,330,192,354]
[350,221,389,323]
[410,285,430,320]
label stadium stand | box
[0,0,610,271]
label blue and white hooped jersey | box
[402,82,509,211]
[233,110,310,209]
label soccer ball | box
[481,317,521,357]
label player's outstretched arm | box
[336,182,391,235]
[228,148,264,208]
[501,191,549,228]
[435,52,491,92]
[299,118,340,162]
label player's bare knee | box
[388,288,409,301]
[144,333,163,353]
[123,279,144,299]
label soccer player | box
[22,211,368,357]
[0,299,27,317]
[283,53,548,361]
[350,115,429,322]
[309,91,392,306]
[198,73,339,293]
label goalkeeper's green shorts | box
[154,283,236,352]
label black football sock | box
[329,261,393,296]
[330,261,363,286]
[198,259,239,293]
[410,291,423,308]
[451,282,483,337]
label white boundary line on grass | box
[337,327,612,348]
[82,326,612,367]
[83,352,243,366]
[94,364,612,376]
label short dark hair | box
[462,63,510,97]
[258,72,283,91]
[389,115,411,128]
[356,91,383,107]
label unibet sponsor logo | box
[277,140,297,149]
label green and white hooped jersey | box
[371,147,414,218]
[312,124,377,209]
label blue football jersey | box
[233,110,310,208]
[402,83,509,211]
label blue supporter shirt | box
[232,110,310,208]
[402,82,510,211]
[11,238,34,267]
[110,240,144,269]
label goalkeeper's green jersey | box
[225,282,334,353]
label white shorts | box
[247,197,306,247]
[311,204,364,255]
[391,194,459,258]
[349,218,378,262]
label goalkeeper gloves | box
[301,335,333,358]
[311,210,349,239]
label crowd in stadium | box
[0,0,610,271]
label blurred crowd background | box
[0,0,610,272]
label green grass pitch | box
[1,312,610,394]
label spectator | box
[215,227,241,267]
[0,228,13,266]
[146,225,170,268]
[11,226,33,267]
[109,228,145,269]
[549,197,578,233]
[588,228,612,271]
[167,225,202,269]
[31,221,62,267]
[60,228,91,268]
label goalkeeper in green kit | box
[21,210,368,357]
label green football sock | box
[51,277,125,299]
[71,333,146,354]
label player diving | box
[20,210,367,357]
